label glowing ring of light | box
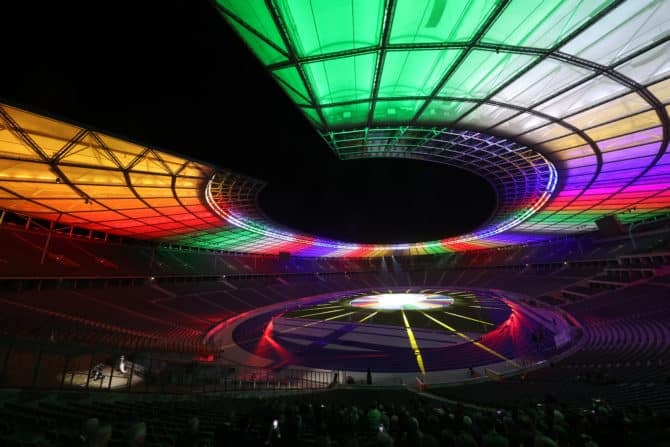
[205,128,558,254]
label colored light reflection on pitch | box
[350,293,454,310]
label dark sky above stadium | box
[1,1,496,244]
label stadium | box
[1,1,669,446]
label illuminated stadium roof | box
[1,0,669,257]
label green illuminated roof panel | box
[482,0,613,48]
[275,81,309,106]
[216,0,287,53]
[278,0,384,57]
[379,50,462,98]
[303,53,377,106]
[389,0,499,44]
[226,19,287,65]
[177,227,266,250]
[321,102,371,128]
[373,99,427,123]
[300,107,324,127]
[439,50,537,98]
[273,66,311,105]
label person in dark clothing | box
[76,417,99,446]
[174,416,200,447]
[90,363,105,381]
[366,368,372,385]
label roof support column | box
[41,213,62,265]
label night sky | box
[1,1,496,244]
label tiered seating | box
[0,394,227,446]
[431,282,670,411]
[3,221,670,283]
[0,284,213,353]
[551,262,607,279]
[591,268,654,284]
[0,220,669,380]
[0,226,382,279]
[0,296,186,352]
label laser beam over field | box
[443,311,495,326]
[323,311,357,321]
[277,310,357,335]
[401,310,426,375]
[420,312,518,367]
[297,308,347,318]
[359,311,378,323]
[276,318,329,335]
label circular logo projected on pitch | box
[349,293,454,310]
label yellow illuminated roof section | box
[0,104,223,239]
